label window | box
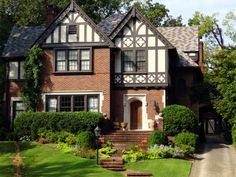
[55,49,91,72]
[8,61,24,80]
[46,95,99,112]
[68,25,77,34]
[123,50,146,72]
[13,101,25,118]
[124,51,134,72]
[136,50,146,72]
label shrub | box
[147,144,184,159]
[14,112,103,139]
[57,142,73,153]
[76,131,95,149]
[175,132,199,155]
[99,141,117,158]
[162,104,199,136]
[148,131,168,147]
[122,145,146,163]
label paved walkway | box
[190,135,236,177]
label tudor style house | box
[1,0,203,130]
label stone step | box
[127,172,153,177]
[101,164,124,168]
[100,161,123,165]
[99,157,123,164]
[106,167,126,171]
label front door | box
[130,100,142,129]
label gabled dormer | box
[105,8,174,88]
[35,0,114,74]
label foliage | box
[122,145,146,163]
[232,124,236,144]
[1,0,131,25]
[14,111,103,139]
[99,141,117,158]
[206,47,236,123]
[57,142,73,153]
[147,144,184,159]
[162,105,199,136]
[21,46,43,111]
[76,131,95,149]
[148,130,168,147]
[175,132,199,156]
[133,0,183,27]
[73,147,96,159]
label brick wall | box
[40,48,111,117]
[111,89,164,122]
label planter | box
[113,122,120,130]
[148,119,156,130]
[120,122,128,131]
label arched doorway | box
[130,100,142,129]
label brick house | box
[1,0,203,130]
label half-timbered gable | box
[36,1,114,47]
[109,8,173,88]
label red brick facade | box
[111,89,164,122]
[40,48,111,117]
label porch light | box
[94,126,101,165]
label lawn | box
[19,142,124,177]
[0,141,15,177]
[125,159,191,177]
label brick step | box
[99,157,123,164]
[127,172,153,177]
[100,161,123,165]
[101,164,124,168]
[106,167,126,171]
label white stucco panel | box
[148,50,156,72]
[53,27,59,43]
[79,24,85,42]
[94,32,100,42]
[86,25,92,42]
[158,49,166,72]
[148,36,156,47]
[115,38,121,48]
[137,24,146,35]
[115,51,121,73]
[158,39,165,47]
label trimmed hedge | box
[162,104,199,136]
[148,131,168,147]
[14,112,103,139]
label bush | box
[122,145,146,163]
[76,131,95,149]
[14,112,103,139]
[99,141,117,158]
[162,105,199,136]
[175,132,199,156]
[147,144,184,159]
[148,131,168,147]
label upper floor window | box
[8,61,24,80]
[68,25,77,34]
[123,50,146,72]
[55,49,91,73]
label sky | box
[154,0,236,24]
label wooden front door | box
[130,100,142,129]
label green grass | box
[125,159,191,177]
[0,141,15,177]
[20,142,124,177]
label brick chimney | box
[45,4,60,26]
[198,41,204,73]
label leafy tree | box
[133,0,183,27]
[206,47,236,122]
[21,46,43,111]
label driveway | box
[190,135,236,177]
